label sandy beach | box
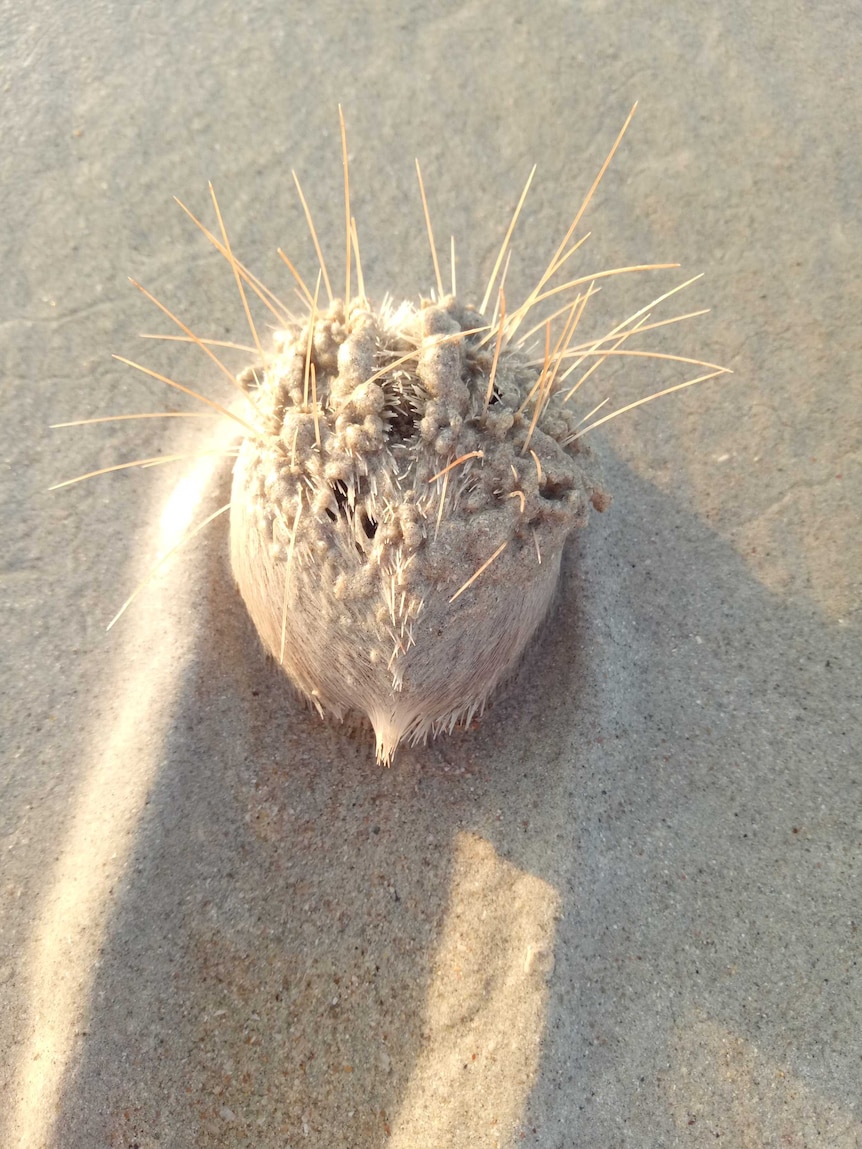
[2,3,860,1145]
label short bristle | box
[279,500,303,666]
[415,158,444,298]
[483,289,507,415]
[480,164,536,315]
[209,183,266,365]
[174,195,292,324]
[569,368,731,441]
[128,278,264,421]
[110,356,259,435]
[339,105,352,305]
[292,170,334,303]
[106,502,232,632]
[448,542,509,604]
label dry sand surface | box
[2,3,860,1146]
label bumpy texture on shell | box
[230,294,608,762]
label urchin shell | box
[230,293,607,763]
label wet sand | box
[2,3,860,1145]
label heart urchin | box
[230,290,610,763]
[225,105,727,764]
[54,105,728,764]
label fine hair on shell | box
[53,104,730,765]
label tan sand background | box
[1,2,860,1146]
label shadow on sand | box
[26,450,860,1146]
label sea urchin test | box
[228,107,727,763]
[52,105,728,763]
[231,290,611,764]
